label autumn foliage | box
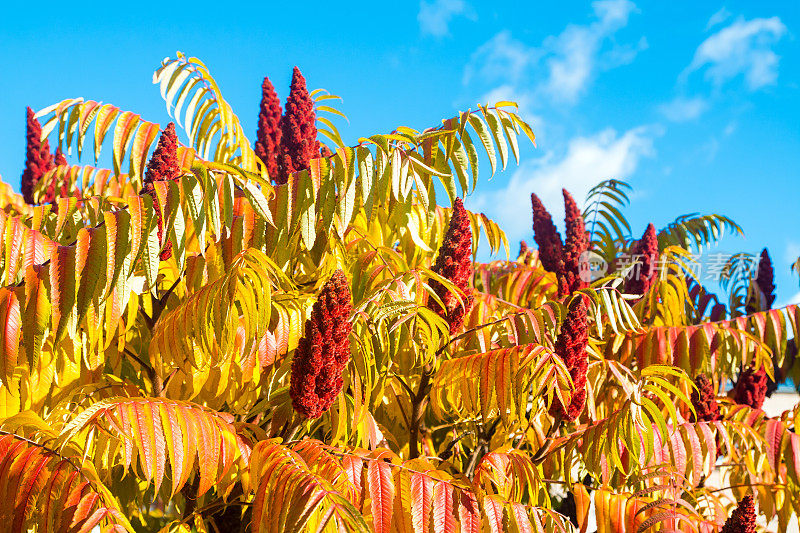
[0,52,799,533]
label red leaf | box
[765,419,785,476]
[483,495,505,533]
[410,472,433,533]
[367,460,394,533]
[432,482,455,533]
[458,490,480,533]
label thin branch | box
[161,368,180,392]
[434,309,539,360]
[464,417,501,478]
[159,275,182,308]
[122,347,152,373]
[122,347,163,397]
[138,305,155,330]
[408,364,433,459]
[531,415,562,464]
[440,430,472,461]
[393,374,415,398]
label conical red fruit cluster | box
[756,249,776,308]
[746,248,776,314]
[721,494,756,533]
[21,107,55,205]
[549,296,589,422]
[41,147,70,205]
[254,76,282,181]
[624,223,659,296]
[531,193,564,275]
[141,123,181,261]
[290,270,353,419]
[428,198,474,334]
[277,67,319,184]
[690,374,720,422]
[732,364,768,410]
[530,190,588,297]
[562,190,589,296]
[518,240,534,265]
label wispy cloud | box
[418,0,473,37]
[471,126,655,247]
[658,96,709,122]
[706,7,731,30]
[464,0,644,106]
[684,16,787,90]
[463,31,537,85]
[786,241,800,264]
[540,0,641,102]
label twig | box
[409,364,433,459]
[161,368,180,392]
[440,430,472,461]
[531,415,562,464]
[122,348,152,373]
[181,476,200,520]
[123,347,164,397]
[280,415,303,442]
[464,418,502,478]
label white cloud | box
[786,241,800,263]
[471,127,655,247]
[463,31,537,85]
[464,0,643,105]
[658,96,709,122]
[706,7,731,30]
[541,0,639,102]
[418,0,472,37]
[685,16,787,90]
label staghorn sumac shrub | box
[0,51,797,533]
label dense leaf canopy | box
[0,51,798,532]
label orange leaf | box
[410,472,433,533]
[367,459,394,533]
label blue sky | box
[0,0,798,305]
